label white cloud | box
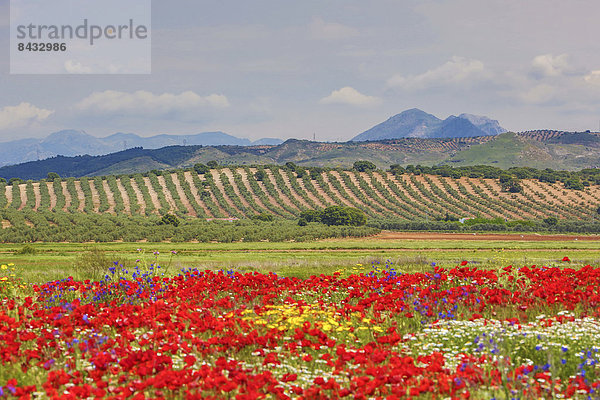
[75,90,230,118]
[319,87,381,107]
[387,56,490,90]
[531,54,570,78]
[64,61,93,74]
[584,70,600,85]
[518,84,557,104]
[309,17,358,40]
[0,103,54,131]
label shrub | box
[321,206,366,226]
[74,247,111,280]
[193,163,210,175]
[299,209,323,223]
[298,218,307,226]
[17,244,37,255]
[160,213,180,227]
[47,172,60,180]
[254,170,267,181]
[251,213,274,222]
[353,160,377,172]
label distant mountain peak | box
[352,109,506,141]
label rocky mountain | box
[0,130,284,167]
[352,108,506,141]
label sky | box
[1,0,600,142]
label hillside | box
[1,166,600,227]
[352,108,506,141]
[1,130,600,180]
[0,130,284,167]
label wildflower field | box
[2,253,600,400]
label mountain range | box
[0,130,283,168]
[351,109,506,141]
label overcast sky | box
[2,0,600,142]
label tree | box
[299,209,323,223]
[206,160,219,168]
[0,178,6,184]
[544,217,558,226]
[193,163,210,175]
[353,160,377,172]
[254,169,267,181]
[159,213,180,227]
[320,206,366,226]
[297,218,308,226]
[47,172,60,180]
[251,212,274,222]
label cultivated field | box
[2,168,600,226]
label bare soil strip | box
[236,168,277,216]
[183,171,213,217]
[142,177,162,214]
[156,175,177,213]
[348,171,396,214]
[282,171,324,208]
[468,179,527,220]
[88,181,101,213]
[61,181,71,212]
[320,173,354,207]
[372,231,600,242]
[298,176,334,207]
[47,182,57,212]
[74,181,85,212]
[265,169,301,211]
[170,173,196,217]
[1,220,11,229]
[429,175,496,219]
[129,178,147,216]
[211,170,244,216]
[17,184,27,211]
[394,174,441,214]
[101,180,116,215]
[5,186,12,207]
[116,179,131,215]
[24,220,34,227]
[198,173,229,218]
[375,173,431,215]
[221,169,253,210]
[32,182,41,211]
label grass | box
[3,236,600,282]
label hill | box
[1,130,600,180]
[351,108,506,141]
[1,165,599,226]
[0,130,284,167]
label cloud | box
[319,87,381,107]
[584,70,600,85]
[0,103,54,131]
[64,61,93,74]
[531,54,571,78]
[387,56,490,90]
[309,17,358,40]
[75,90,230,118]
[518,84,557,105]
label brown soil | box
[61,181,71,212]
[156,175,177,213]
[301,174,336,206]
[1,220,11,229]
[221,169,253,210]
[170,173,196,217]
[330,171,380,214]
[347,171,396,214]
[283,171,325,208]
[116,179,131,215]
[17,184,27,211]
[236,168,277,216]
[199,173,229,218]
[47,182,57,211]
[183,171,213,217]
[430,176,498,219]
[142,177,162,214]
[74,181,85,212]
[265,169,301,211]
[24,220,34,228]
[394,174,441,214]
[211,170,244,215]
[320,172,354,207]
[129,178,147,215]
[88,180,101,213]
[32,182,41,211]
[5,186,12,207]
[372,231,600,242]
[101,180,116,215]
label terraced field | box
[1,168,600,223]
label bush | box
[251,213,274,222]
[207,160,219,168]
[299,209,323,223]
[47,172,60,180]
[353,160,377,172]
[254,170,267,181]
[74,247,111,280]
[17,244,37,255]
[321,206,366,226]
[298,218,307,226]
[160,214,180,227]
[193,163,210,175]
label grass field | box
[4,232,600,282]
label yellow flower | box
[0,277,7,281]
[0,265,7,270]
